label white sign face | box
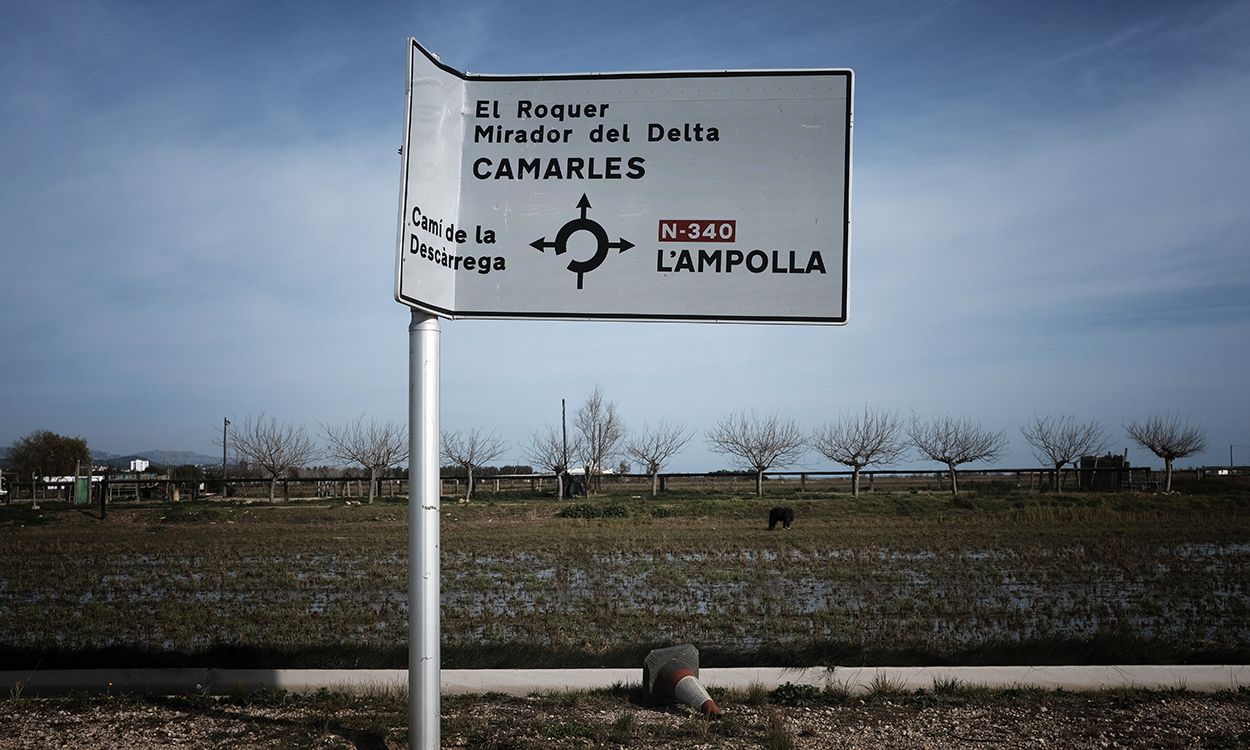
[395,39,853,324]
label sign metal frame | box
[395,38,853,325]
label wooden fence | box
[3,465,1243,505]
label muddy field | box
[2,483,1247,668]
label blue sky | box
[2,0,1247,472]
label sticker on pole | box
[394,39,853,324]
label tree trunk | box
[947,464,959,496]
[650,472,659,497]
[851,465,861,497]
[466,466,475,501]
[556,470,565,501]
[1054,462,1063,493]
[367,467,378,504]
[755,469,764,497]
[268,476,277,503]
[1165,458,1174,492]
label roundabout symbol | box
[530,194,634,290]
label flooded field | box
[2,488,1248,667]
[441,542,1250,654]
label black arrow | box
[530,237,561,254]
[577,193,591,220]
[610,238,634,254]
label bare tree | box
[440,428,508,501]
[1020,415,1107,492]
[1125,413,1207,492]
[526,424,581,501]
[706,411,805,497]
[907,415,1008,497]
[321,415,408,504]
[625,421,694,497]
[811,406,907,497]
[231,415,319,503]
[573,386,627,495]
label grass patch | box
[864,672,910,701]
[555,502,627,519]
[769,682,824,707]
[745,681,771,706]
[156,506,227,524]
[763,707,796,750]
[608,711,636,743]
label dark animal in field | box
[561,473,586,498]
[768,507,794,530]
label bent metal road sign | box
[394,38,853,324]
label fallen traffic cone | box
[643,644,721,718]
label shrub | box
[556,503,627,519]
[770,682,822,706]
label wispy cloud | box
[2,0,1247,468]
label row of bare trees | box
[805,407,1205,495]
[226,389,694,506]
[225,399,1208,503]
[519,386,691,502]
[224,415,406,504]
[707,408,1207,497]
[703,412,981,498]
[704,409,1010,498]
[516,392,1207,499]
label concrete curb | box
[2,666,1246,697]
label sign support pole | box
[408,309,441,750]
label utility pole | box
[1232,444,1250,472]
[223,418,230,498]
[561,398,568,499]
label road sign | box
[395,40,852,324]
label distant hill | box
[1,446,217,470]
[139,450,220,467]
[94,450,219,468]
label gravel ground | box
[2,689,1249,749]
